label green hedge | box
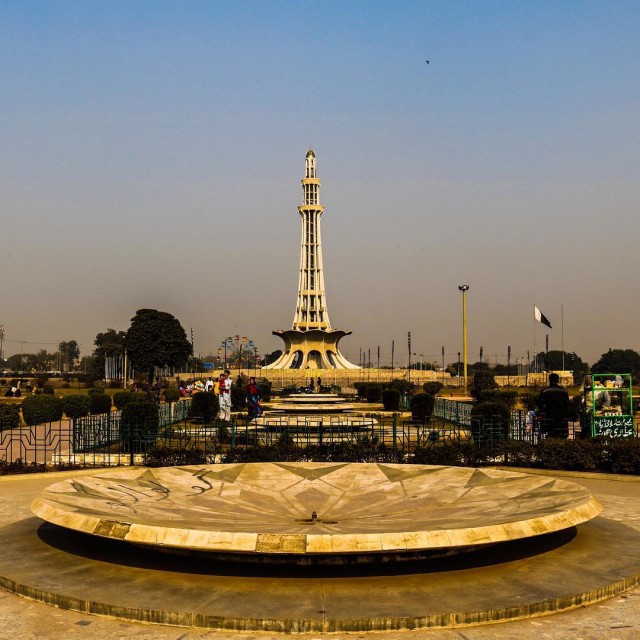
[422,382,443,396]
[0,404,20,431]
[89,393,112,415]
[113,391,136,411]
[21,394,64,426]
[190,392,219,422]
[257,382,272,402]
[477,390,518,410]
[365,384,383,403]
[163,387,180,404]
[382,388,401,411]
[143,445,207,467]
[120,397,159,453]
[231,386,246,410]
[62,394,91,419]
[470,401,511,444]
[209,438,640,475]
[410,393,436,422]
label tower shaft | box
[294,151,329,330]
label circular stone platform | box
[31,463,601,560]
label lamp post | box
[220,337,233,370]
[238,337,248,376]
[458,285,470,395]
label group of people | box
[3,381,34,397]
[184,370,263,422]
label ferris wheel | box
[217,336,259,370]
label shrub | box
[603,438,640,474]
[410,393,436,422]
[21,394,64,426]
[0,404,21,431]
[470,401,511,445]
[143,445,207,467]
[34,373,49,388]
[477,390,518,410]
[535,438,600,472]
[385,379,416,394]
[42,386,55,395]
[120,397,159,452]
[501,440,537,467]
[518,392,538,411]
[62,394,91,419]
[231,385,246,410]
[423,382,443,396]
[163,387,180,404]
[471,370,498,400]
[365,384,383,403]
[257,381,272,402]
[89,393,112,415]
[354,382,368,399]
[382,388,401,411]
[190,392,219,423]
[113,391,136,411]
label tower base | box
[264,329,359,370]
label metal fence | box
[1,396,636,469]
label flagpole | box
[561,304,565,370]
[533,304,536,374]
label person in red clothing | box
[246,377,263,420]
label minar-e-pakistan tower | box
[265,150,359,370]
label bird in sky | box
[425,60,430,64]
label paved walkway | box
[1,469,640,639]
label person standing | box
[536,373,570,438]
[246,376,263,420]
[218,370,232,421]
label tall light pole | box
[458,285,470,395]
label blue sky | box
[2,1,639,367]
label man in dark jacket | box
[536,373,570,438]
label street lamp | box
[458,285,470,395]
[220,337,233,369]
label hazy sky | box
[2,1,639,368]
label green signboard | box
[587,374,635,438]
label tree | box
[263,350,282,366]
[125,309,192,382]
[59,340,80,372]
[533,350,589,383]
[591,349,640,377]
[92,329,126,380]
[471,369,497,400]
[6,354,26,372]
